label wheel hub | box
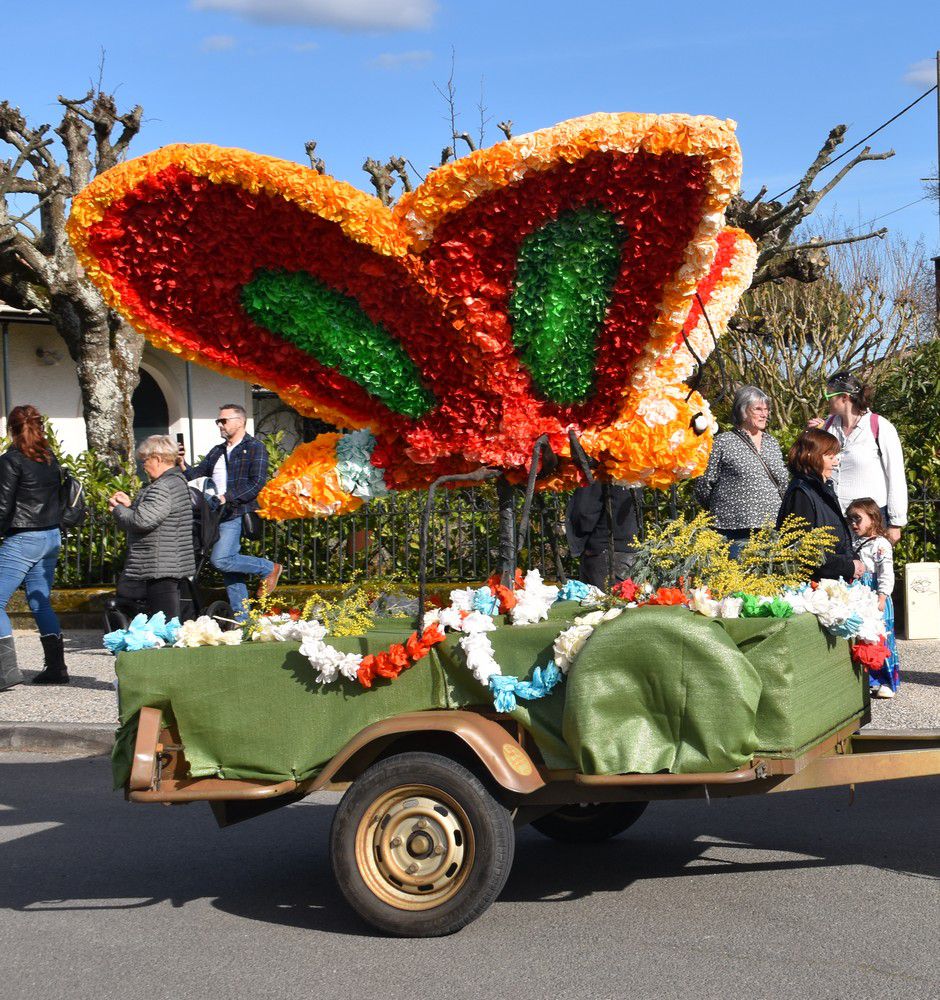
[355,786,474,910]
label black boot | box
[33,633,70,685]
[0,636,24,690]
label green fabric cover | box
[111,604,865,788]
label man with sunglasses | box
[808,372,907,545]
[178,403,281,619]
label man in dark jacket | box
[179,404,280,619]
[566,482,639,590]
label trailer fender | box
[308,710,546,796]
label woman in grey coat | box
[694,386,789,558]
[108,435,195,620]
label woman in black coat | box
[0,405,69,688]
[776,429,865,582]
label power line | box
[767,84,938,203]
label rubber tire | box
[204,600,237,630]
[330,752,515,937]
[531,801,649,843]
[102,607,131,633]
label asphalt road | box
[1,752,937,1000]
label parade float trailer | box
[68,112,940,937]
[110,603,939,937]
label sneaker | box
[873,685,895,699]
[257,563,283,599]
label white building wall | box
[1,318,255,461]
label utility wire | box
[767,85,938,203]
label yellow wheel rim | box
[354,784,475,911]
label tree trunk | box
[50,291,144,469]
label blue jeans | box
[720,528,752,561]
[0,528,62,636]
[210,517,274,621]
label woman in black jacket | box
[776,428,865,582]
[0,405,69,688]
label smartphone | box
[176,433,185,446]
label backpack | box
[59,468,87,532]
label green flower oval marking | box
[509,206,627,405]
[241,270,435,419]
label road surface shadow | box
[0,755,936,936]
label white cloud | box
[193,0,437,32]
[903,58,937,86]
[370,49,433,69]
[201,33,237,51]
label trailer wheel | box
[331,752,515,937]
[531,801,649,843]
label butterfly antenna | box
[567,429,595,485]
[517,435,558,572]
[691,291,731,404]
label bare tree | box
[715,234,933,424]
[0,87,145,468]
[728,125,893,290]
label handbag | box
[242,510,263,541]
[733,430,786,498]
[59,467,87,531]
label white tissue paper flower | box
[175,616,240,648]
[553,623,594,672]
[459,610,497,634]
[459,631,499,684]
[717,596,743,619]
[690,587,720,618]
[511,570,559,626]
[300,636,363,684]
[449,588,475,612]
[438,606,466,632]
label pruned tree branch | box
[728,122,895,289]
[1,81,147,467]
[456,131,476,152]
[362,157,395,206]
[387,155,412,193]
[304,139,325,174]
[497,120,513,140]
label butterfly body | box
[68,112,757,518]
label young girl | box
[847,497,898,698]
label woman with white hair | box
[694,386,789,556]
[108,435,195,620]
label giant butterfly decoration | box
[68,112,756,521]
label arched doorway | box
[132,368,169,447]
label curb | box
[0,722,113,755]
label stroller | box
[103,477,235,632]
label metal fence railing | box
[57,485,939,590]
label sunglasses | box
[848,514,864,524]
[215,416,240,425]
[823,390,847,400]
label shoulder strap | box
[732,429,786,498]
[823,415,834,432]
[869,412,883,461]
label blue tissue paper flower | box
[472,586,500,616]
[558,579,593,602]
[488,661,563,713]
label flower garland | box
[104,612,181,653]
[68,113,757,513]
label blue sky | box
[5,0,939,252]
